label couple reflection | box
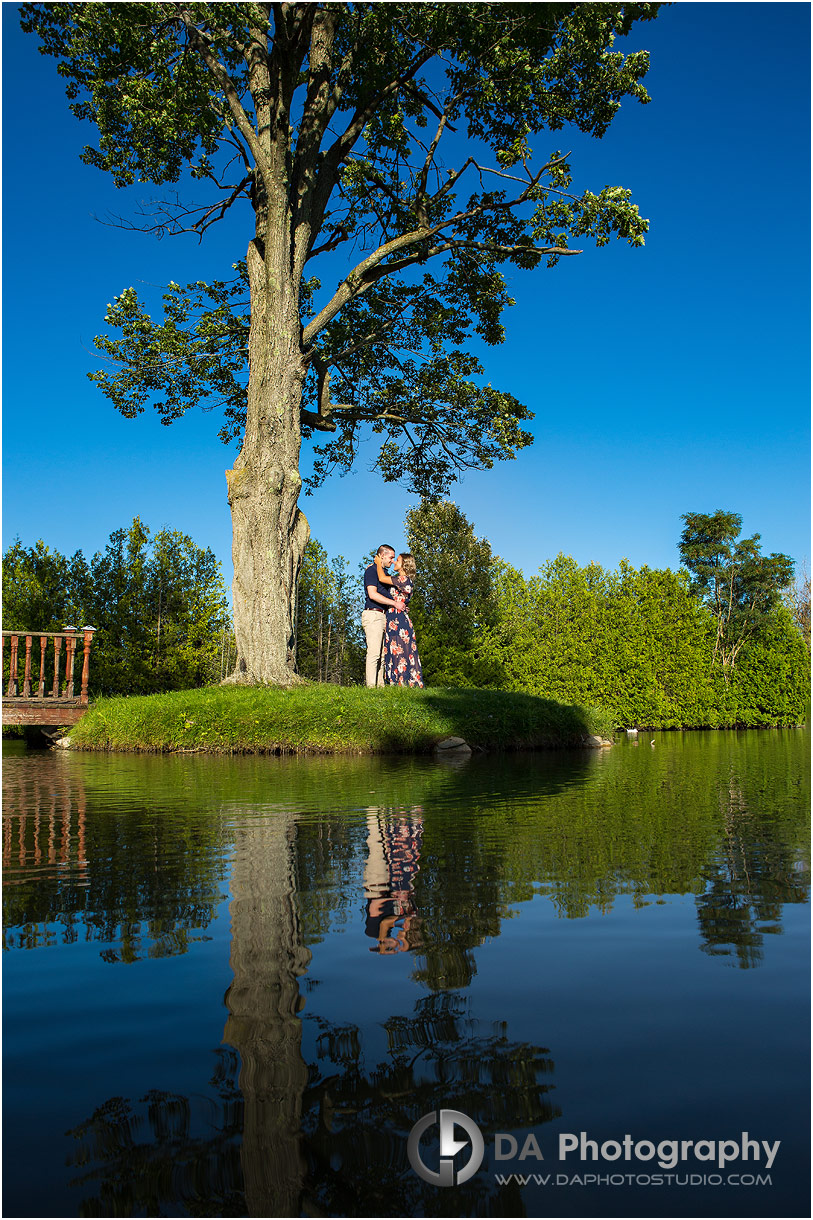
[363,806,423,954]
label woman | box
[374,552,424,687]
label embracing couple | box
[362,544,424,688]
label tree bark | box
[226,238,309,685]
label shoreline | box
[8,685,802,756]
[59,684,616,756]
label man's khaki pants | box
[362,609,387,687]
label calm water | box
[2,731,809,1218]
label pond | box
[2,730,809,1218]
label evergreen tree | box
[2,520,231,696]
[296,541,364,683]
[89,519,232,694]
[405,499,501,686]
[2,540,91,633]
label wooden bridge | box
[2,628,96,727]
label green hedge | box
[463,556,808,728]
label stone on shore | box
[434,736,472,756]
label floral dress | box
[384,575,424,687]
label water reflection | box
[364,808,423,954]
[695,761,810,968]
[2,750,228,961]
[223,813,310,1216]
[2,734,809,1217]
[2,763,88,872]
[57,801,559,1217]
[3,740,808,970]
[303,991,558,1217]
[65,1053,244,1217]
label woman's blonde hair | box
[399,552,416,580]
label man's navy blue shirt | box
[363,563,390,611]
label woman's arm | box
[373,556,406,610]
[374,554,394,585]
[375,555,404,609]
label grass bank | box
[66,684,614,754]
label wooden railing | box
[2,628,96,726]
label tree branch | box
[192,174,254,236]
[304,42,437,256]
[300,410,338,433]
[96,179,253,239]
[174,5,272,187]
[303,159,580,344]
[303,223,434,345]
[294,7,338,171]
[366,238,580,283]
[316,312,407,369]
[415,101,456,219]
[324,46,437,173]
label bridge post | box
[51,637,62,699]
[38,637,47,697]
[7,635,18,697]
[63,630,77,699]
[80,629,95,704]
[22,636,33,697]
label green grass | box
[66,683,615,754]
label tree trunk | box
[316,598,322,683]
[226,239,309,685]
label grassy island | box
[65,684,615,755]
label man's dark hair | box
[376,544,395,556]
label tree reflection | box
[222,814,310,1217]
[695,780,810,968]
[301,990,558,1218]
[65,1049,244,1216]
[2,752,228,961]
[63,809,559,1217]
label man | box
[362,544,400,687]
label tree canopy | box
[679,510,795,672]
[23,1,657,495]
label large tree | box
[679,509,795,673]
[23,1,659,683]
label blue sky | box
[3,3,810,594]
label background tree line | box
[3,503,808,726]
[404,501,808,727]
[281,498,809,727]
[3,518,232,696]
